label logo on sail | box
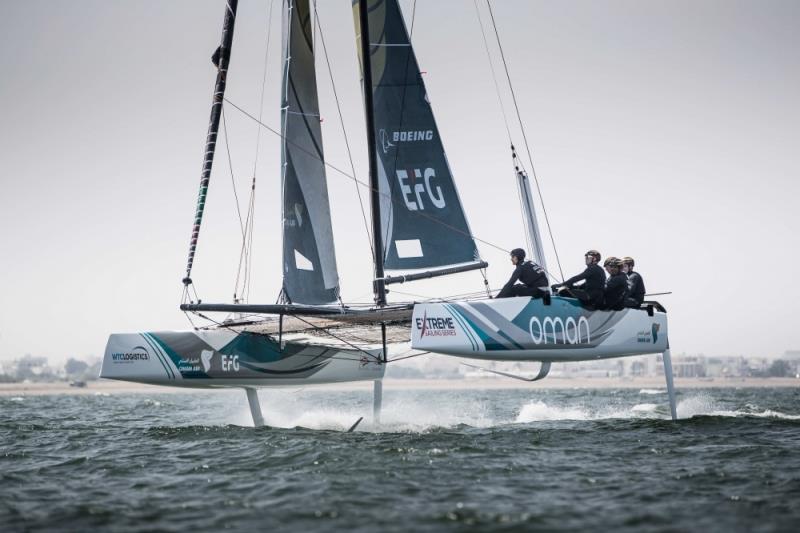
[379,129,395,154]
[396,168,446,211]
[392,130,433,142]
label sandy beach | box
[1,376,797,396]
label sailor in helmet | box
[602,257,628,311]
[621,256,646,308]
[496,248,549,299]
[551,249,606,309]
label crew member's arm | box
[502,266,522,292]
[563,268,590,287]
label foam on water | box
[631,403,659,413]
[639,389,665,395]
[515,399,670,422]
[515,401,593,422]
[232,391,496,432]
[676,394,715,418]
[219,388,800,431]
[678,393,800,420]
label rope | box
[223,97,513,256]
[312,0,374,259]
[236,0,275,303]
[387,350,430,363]
[473,1,535,260]
[472,0,512,144]
[284,314,383,363]
[222,106,251,302]
[184,310,377,363]
[251,0,274,179]
[486,0,565,281]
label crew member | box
[622,256,646,308]
[496,248,549,299]
[552,250,605,308]
[602,257,628,311]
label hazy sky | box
[1,0,798,363]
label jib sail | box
[281,0,340,304]
[353,0,479,271]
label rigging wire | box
[279,314,383,362]
[472,0,513,144]
[221,107,247,239]
[387,350,429,363]
[485,0,565,281]
[222,97,513,256]
[312,0,374,259]
[473,0,551,279]
[251,0,275,181]
[473,0,536,259]
[222,106,252,303]
[240,0,276,303]
[184,310,377,363]
[243,186,256,300]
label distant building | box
[673,356,706,378]
[783,350,800,361]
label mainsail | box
[281,0,340,304]
[353,0,480,271]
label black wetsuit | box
[497,261,548,298]
[562,264,605,307]
[603,272,629,310]
[625,270,646,307]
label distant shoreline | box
[0,376,797,396]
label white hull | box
[411,297,668,362]
[101,329,384,388]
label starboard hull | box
[101,329,384,388]
[411,296,668,362]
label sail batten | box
[281,0,340,304]
[353,0,480,273]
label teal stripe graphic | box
[147,333,177,379]
[141,333,173,379]
[141,333,174,379]
[448,304,508,352]
[445,304,478,351]
[144,333,181,379]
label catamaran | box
[101,0,678,427]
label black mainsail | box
[353,0,480,272]
[280,0,340,304]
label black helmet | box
[622,256,635,267]
[510,248,526,261]
[604,256,622,268]
[585,249,601,261]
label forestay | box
[353,0,479,271]
[281,0,340,304]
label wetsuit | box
[496,261,549,298]
[562,264,605,308]
[624,270,646,308]
[603,272,629,310]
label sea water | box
[1,386,798,532]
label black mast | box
[183,0,239,289]
[358,0,387,307]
